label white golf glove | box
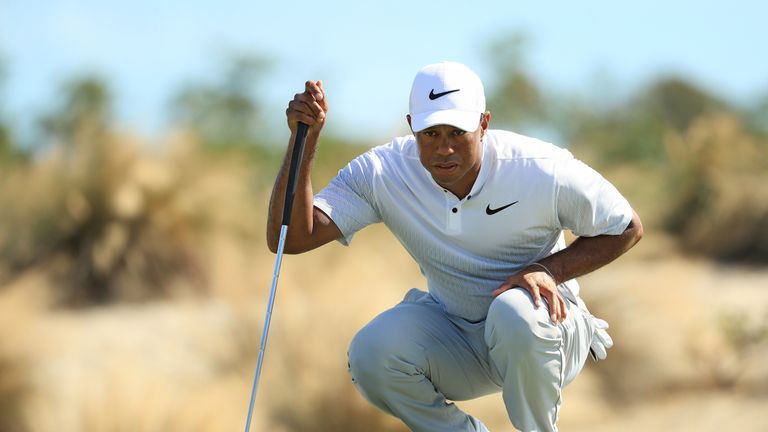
[589,317,613,361]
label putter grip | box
[281,122,309,226]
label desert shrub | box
[0,124,13,164]
[663,114,768,262]
[720,310,768,353]
[567,77,730,165]
[0,74,216,305]
[172,56,266,138]
[0,134,209,305]
[0,115,25,168]
[706,309,768,393]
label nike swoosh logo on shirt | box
[485,201,519,215]
[429,89,461,100]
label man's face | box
[408,112,490,198]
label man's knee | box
[485,288,555,351]
[348,325,386,386]
[348,314,426,389]
[348,316,429,413]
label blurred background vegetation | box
[0,30,767,432]
[483,34,768,264]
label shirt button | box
[452,208,458,213]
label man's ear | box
[481,111,491,131]
[406,114,413,132]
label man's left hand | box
[492,267,567,324]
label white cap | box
[408,61,486,132]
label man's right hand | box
[286,80,328,136]
[268,79,342,255]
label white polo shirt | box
[314,129,632,322]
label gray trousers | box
[347,288,594,432]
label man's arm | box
[493,210,644,323]
[540,210,643,284]
[266,80,342,255]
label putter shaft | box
[243,122,308,432]
[244,224,288,432]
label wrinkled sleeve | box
[555,157,633,237]
[314,152,382,246]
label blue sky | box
[2,0,767,143]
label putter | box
[244,122,309,432]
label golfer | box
[268,61,643,432]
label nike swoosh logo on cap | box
[485,201,519,215]
[429,89,460,100]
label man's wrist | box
[529,262,557,284]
